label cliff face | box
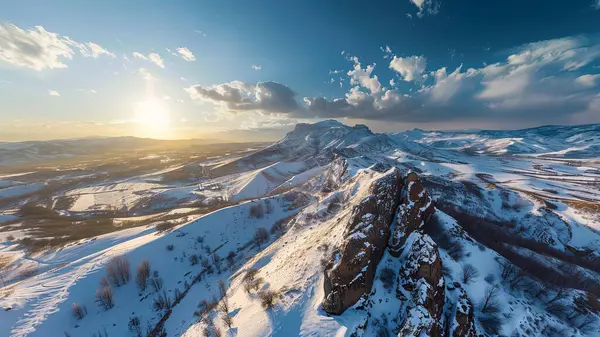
[322,168,402,315]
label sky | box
[1,0,600,142]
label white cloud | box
[594,0,600,9]
[389,55,427,82]
[48,90,60,97]
[177,47,195,61]
[132,52,147,60]
[576,74,600,87]
[0,79,11,84]
[84,42,115,58]
[348,56,381,94]
[148,53,164,68]
[194,30,207,37]
[302,35,600,125]
[409,0,440,17]
[0,22,75,70]
[78,89,97,94]
[252,64,262,71]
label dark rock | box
[322,168,402,315]
[396,232,445,336]
[389,172,435,256]
[452,288,477,337]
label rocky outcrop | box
[396,232,445,336]
[451,288,477,337]
[389,172,435,257]
[322,168,402,315]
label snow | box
[2,122,600,337]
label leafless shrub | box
[249,203,264,218]
[153,291,172,311]
[258,288,278,309]
[253,227,270,248]
[95,285,114,310]
[166,244,174,251]
[128,316,142,337]
[106,255,130,287]
[135,259,151,291]
[149,276,163,292]
[71,302,87,320]
[462,264,479,284]
[264,199,273,214]
[243,268,263,293]
[189,254,199,266]
[226,251,236,268]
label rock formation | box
[389,172,435,257]
[322,168,402,314]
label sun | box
[133,98,172,138]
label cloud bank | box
[187,35,600,126]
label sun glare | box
[133,98,172,138]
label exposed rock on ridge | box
[322,168,402,315]
[389,172,436,256]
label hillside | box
[1,121,600,337]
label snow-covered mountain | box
[1,121,600,337]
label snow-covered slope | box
[2,121,600,337]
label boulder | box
[322,168,402,315]
[389,172,435,257]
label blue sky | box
[1,0,600,141]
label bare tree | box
[462,264,479,284]
[95,285,114,310]
[135,259,151,291]
[480,285,501,314]
[153,290,172,311]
